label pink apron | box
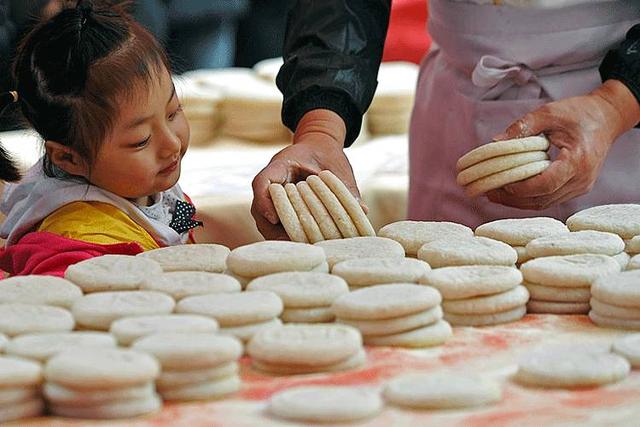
[409,0,640,228]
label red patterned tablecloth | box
[16,315,640,427]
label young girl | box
[0,1,202,277]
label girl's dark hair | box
[0,0,171,180]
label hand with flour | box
[251,109,364,240]
[487,79,640,210]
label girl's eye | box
[168,104,183,121]
[133,136,150,148]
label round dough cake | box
[442,286,530,315]
[45,347,160,389]
[252,349,366,375]
[110,314,219,346]
[514,350,630,388]
[49,394,162,419]
[137,244,230,272]
[363,320,452,347]
[247,324,362,366]
[524,282,591,303]
[318,170,376,237]
[332,257,430,287]
[268,386,382,423]
[0,276,82,308]
[6,332,116,362]
[457,151,548,186]
[157,362,239,389]
[378,221,473,256]
[132,333,242,369]
[0,304,74,336]
[612,334,640,367]
[314,237,405,268]
[591,270,640,307]
[520,254,621,288]
[0,356,42,387]
[226,241,325,278]
[71,291,175,330]
[421,265,522,299]
[159,375,241,401]
[269,183,309,243]
[628,254,640,271]
[566,204,640,238]
[245,272,348,308]
[417,236,517,268]
[176,291,282,326]
[525,230,626,258]
[590,298,640,320]
[141,271,241,300]
[331,284,441,321]
[384,373,502,409]
[589,311,640,330]
[339,306,443,336]
[475,217,569,246]
[456,135,550,171]
[464,160,551,197]
[65,255,163,292]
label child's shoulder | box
[37,201,160,251]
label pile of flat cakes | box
[269,170,376,243]
[184,68,291,143]
[591,270,640,329]
[173,76,221,146]
[456,135,551,197]
[367,62,418,136]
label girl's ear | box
[44,141,89,177]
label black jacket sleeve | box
[600,24,640,106]
[276,0,391,147]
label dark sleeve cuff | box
[600,24,640,106]
[282,87,363,148]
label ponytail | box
[0,91,21,182]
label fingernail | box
[266,213,279,225]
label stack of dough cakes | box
[421,266,528,326]
[173,76,221,146]
[475,217,569,265]
[247,324,365,375]
[332,284,451,347]
[456,135,551,197]
[520,254,621,315]
[133,333,243,401]
[567,204,640,270]
[185,68,290,142]
[0,356,44,422]
[224,240,328,287]
[246,272,349,324]
[44,348,162,419]
[366,62,418,136]
[269,170,376,243]
[590,270,640,329]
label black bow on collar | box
[170,200,203,234]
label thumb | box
[503,110,547,139]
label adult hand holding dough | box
[487,80,640,210]
[251,109,366,240]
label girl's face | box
[87,66,190,202]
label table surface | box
[15,315,640,427]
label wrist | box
[592,79,640,138]
[293,109,347,149]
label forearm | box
[277,0,391,147]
